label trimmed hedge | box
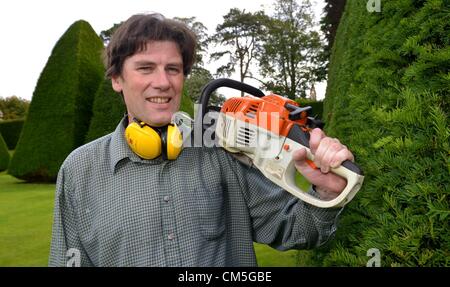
[0,132,9,171]
[0,119,24,150]
[301,0,449,266]
[8,20,104,182]
[84,78,194,143]
[84,78,125,143]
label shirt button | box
[167,233,175,240]
[163,196,170,202]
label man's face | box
[112,41,184,127]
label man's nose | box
[152,68,170,90]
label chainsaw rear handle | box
[287,124,364,175]
[280,124,364,208]
[271,140,364,208]
[275,137,364,208]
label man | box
[49,13,354,267]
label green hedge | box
[302,0,449,266]
[0,119,24,150]
[84,78,125,143]
[8,20,104,182]
[0,133,10,171]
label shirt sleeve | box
[233,158,343,251]
[48,164,93,267]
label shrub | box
[303,0,449,266]
[0,119,24,150]
[8,20,104,182]
[0,133,9,171]
[84,78,125,143]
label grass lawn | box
[0,172,54,266]
[0,172,299,266]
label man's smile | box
[146,97,172,104]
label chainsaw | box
[174,78,364,208]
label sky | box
[0,0,327,102]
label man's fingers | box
[313,137,335,173]
[319,139,343,173]
[330,148,354,168]
[309,128,325,154]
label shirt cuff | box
[308,185,345,222]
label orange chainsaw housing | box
[220,94,309,138]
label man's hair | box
[104,13,197,78]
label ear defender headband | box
[125,118,183,160]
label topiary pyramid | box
[8,20,104,182]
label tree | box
[8,20,104,182]
[184,67,226,106]
[259,0,326,99]
[310,0,450,267]
[210,8,266,96]
[84,78,126,143]
[173,17,226,105]
[0,96,30,120]
[321,0,347,51]
[99,22,122,45]
[173,17,209,71]
[320,0,347,71]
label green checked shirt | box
[49,116,342,267]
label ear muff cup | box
[125,122,162,159]
[125,121,182,160]
[166,124,183,160]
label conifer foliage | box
[84,78,125,143]
[0,133,9,171]
[8,20,104,182]
[309,0,449,266]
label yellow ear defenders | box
[125,119,183,160]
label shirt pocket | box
[194,189,225,240]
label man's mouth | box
[146,97,171,104]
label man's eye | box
[138,66,152,72]
[167,67,181,74]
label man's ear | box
[111,75,123,93]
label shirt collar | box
[109,116,164,173]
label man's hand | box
[293,128,354,200]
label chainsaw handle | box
[256,123,364,208]
[260,138,364,208]
[290,142,364,208]
[197,78,265,124]
[287,124,364,175]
